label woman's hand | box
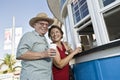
[73,47,82,55]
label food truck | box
[47,0,120,80]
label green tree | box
[0,54,21,74]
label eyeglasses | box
[37,22,49,27]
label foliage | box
[0,54,21,74]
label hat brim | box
[29,17,54,27]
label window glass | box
[80,3,89,18]
[103,0,115,6]
[99,0,116,8]
[77,23,97,50]
[103,5,120,41]
[71,0,89,24]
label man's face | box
[34,21,49,36]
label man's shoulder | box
[24,31,34,35]
[22,31,34,38]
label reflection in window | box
[102,0,115,7]
[71,0,89,24]
[77,23,96,50]
[80,3,89,18]
[103,6,120,41]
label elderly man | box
[16,12,55,80]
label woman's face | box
[50,28,62,42]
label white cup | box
[50,44,56,49]
[49,44,57,57]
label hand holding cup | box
[76,43,82,53]
[49,44,57,57]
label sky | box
[0,0,53,59]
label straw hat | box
[29,12,54,27]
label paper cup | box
[50,44,56,49]
[49,44,57,57]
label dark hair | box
[48,25,64,38]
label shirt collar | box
[32,30,45,37]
